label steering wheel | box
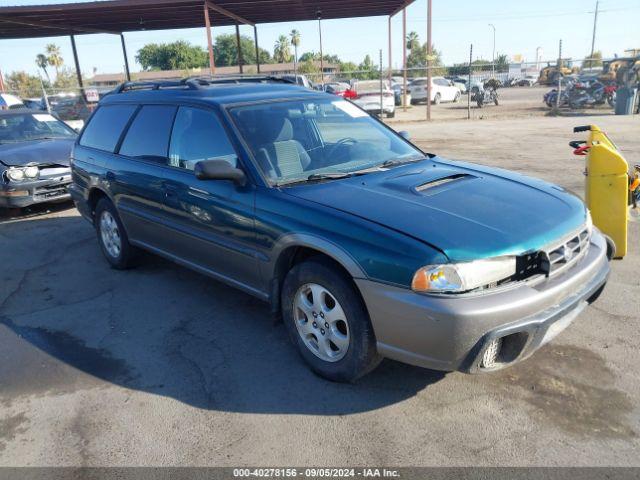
[325,137,358,159]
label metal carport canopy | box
[0,0,415,39]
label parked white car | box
[351,80,396,118]
[409,77,461,104]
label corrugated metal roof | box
[0,0,414,39]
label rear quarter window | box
[79,104,137,152]
[119,105,177,160]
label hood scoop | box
[415,173,477,195]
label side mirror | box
[399,131,411,140]
[194,159,246,186]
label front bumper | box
[356,229,610,373]
[0,171,72,208]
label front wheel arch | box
[271,244,365,317]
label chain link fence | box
[3,54,638,126]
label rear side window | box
[79,105,137,152]
[119,105,177,160]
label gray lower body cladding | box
[356,229,610,372]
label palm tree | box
[35,54,50,82]
[273,35,292,64]
[290,29,301,70]
[406,31,420,53]
[46,43,64,79]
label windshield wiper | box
[380,155,425,168]
[275,171,357,187]
[306,172,356,181]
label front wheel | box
[453,91,461,103]
[281,258,381,382]
[432,93,441,105]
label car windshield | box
[0,112,76,143]
[229,98,424,185]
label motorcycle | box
[568,80,606,109]
[476,87,499,108]
[544,88,570,107]
[603,84,617,108]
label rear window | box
[80,105,137,152]
[119,105,177,160]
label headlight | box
[412,256,517,293]
[6,168,25,182]
[24,165,39,178]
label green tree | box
[298,51,341,64]
[339,61,358,75]
[52,66,81,90]
[406,31,420,52]
[273,35,292,63]
[6,71,46,98]
[298,60,320,75]
[495,53,509,73]
[46,43,64,78]
[136,41,208,71]
[290,29,301,65]
[354,54,379,80]
[213,33,272,67]
[407,42,444,76]
[35,54,50,82]
[585,50,603,69]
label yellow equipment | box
[539,59,577,85]
[572,125,629,258]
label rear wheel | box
[432,93,441,105]
[95,198,138,269]
[281,258,381,382]
[386,110,395,118]
[453,91,461,103]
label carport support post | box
[120,33,131,82]
[426,0,432,121]
[70,35,85,98]
[235,22,244,74]
[402,8,407,111]
[254,26,261,73]
[204,3,216,75]
[388,16,392,82]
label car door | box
[160,105,260,294]
[108,104,178,249]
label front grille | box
[34,182,70,199]
[541,227,591,276]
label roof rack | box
[113,78,200,94]
[110,75,297,95]
[186,74,297,85]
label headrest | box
[259,111,293,144]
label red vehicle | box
[323,82,357,100]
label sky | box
[0,0,638,78]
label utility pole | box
[489,23,496,77]
[468,44,473,120]
[556,39,563,110]
[0,69,5,92]
[426,0,432,121]
[589,0,599,69]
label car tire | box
[281,257,381,382]
[432,93,441,105]
[95,198,138,270]
[386,110,395,118]
[453,91,461,103]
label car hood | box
[284,157,587,262]
[0,138,74,167]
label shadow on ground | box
[0,213,445,415]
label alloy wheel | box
[293,283,350,362]
[100,211,122,259]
